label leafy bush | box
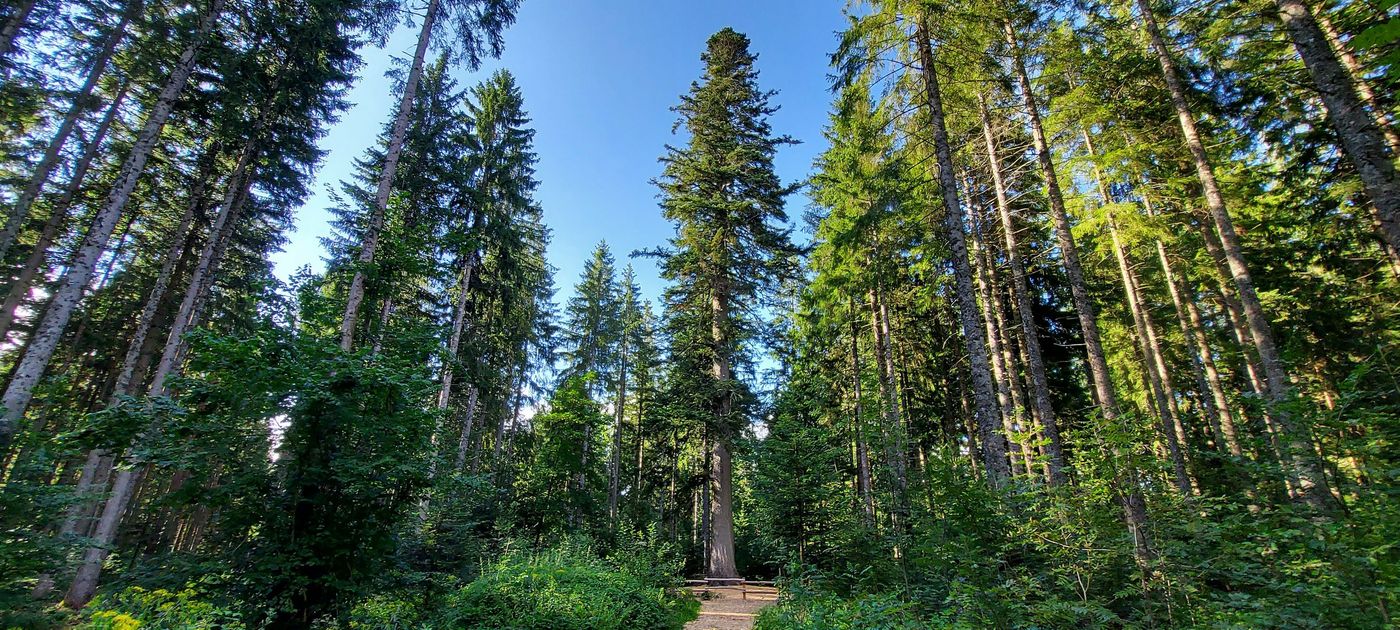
[438,549,696,629]
[76,587,243,629]
[754,589,922,630]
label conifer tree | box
[653,28,799,580]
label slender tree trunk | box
[339,0,439,350]
[64,134,253,609]
[914,20,1009,486]
[0,0,38,59]
[454,386,478,472]
[970,209,1027,477]
[868,285,909,494]
[0,0,224,450]
[608,333,627,521]
[1277,0,1400,257]
[0,83,128,342]
[706,283,738,579]
[1108,215,1194,494]
[1137,0,1332,510]
[0,0,137,263]
[1004,19,1127,450]
[976,93,1067,484]
[849,299,874,523]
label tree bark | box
[970,204,1029,477]
[0,82,128,342]
[1,0,223,450]
[608,329,627,521]
[454,385,478,472]
[339,0,439,350]
[849,298,874,523]
[64,134,252,609]
[1137,0,1332,510]
[706,283,737,579]
[976,93,1067,484]
[914,19,1009,486]
[0,0,137,263]
[1277,0,1400,258]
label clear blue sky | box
[270,0,847,308]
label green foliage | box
[77,587,243,629]
[437,548,697,630]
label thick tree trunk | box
[339,0,439,350]
[0,0,223,449]
[1277,0,1400,257]
[1313,8,1400,152]
[914,20,1009,486]
[0,0,137,263]
[1138,0,1332,510]
[0,83,128,342]
[976,94,1067,484]
[706,282,738,578]
[0,0,38,59]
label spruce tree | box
[653,27,799,580]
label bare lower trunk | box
[915,19,1008,485]
[868,286,908,494]
[0,0,223,449]
[970,210,1028,477]
[454,386,478,472]
[977,94,1066,484]
[64,135,253,609]
[1278,0,1400,257]
[706,285,738,579]
[1144,196,1243,456]
[1138,0,1332,510]
[0,0,136,263]
[608,336,627,521]
[0,83,128,342]
[849,302,874,521]
[1108,215,1194,494]
[339,0,439,350]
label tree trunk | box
[705,278,738,578]
[608,332,627,521]
[0,0,38,59]
[914,19,1009,486]
[1137,0,1332,510]
[868,285,908,494]
[0,0,137,263]
[339,0,439,350]
[64,133,252,610]
[849,298,874,523]
[454,385,478,472]
[1004,18,1127,447]
[1108,215,1194,494]
[1277,0,1400,258]
[0,0,224,450]
[976,93,1067,484]
[1313,7,1400,152]
[970,208,1028,478]
[0,82,128,342]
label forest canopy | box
[0,0,1398,628]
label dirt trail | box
[685,585,778,630]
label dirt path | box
[685,585,778,630]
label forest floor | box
[685,584,779,630]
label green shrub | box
[439,549,696,629]
[754,590,922,630]
[76,587,243,629]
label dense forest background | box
[0,0,1398,627]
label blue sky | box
[270,0,848,308]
